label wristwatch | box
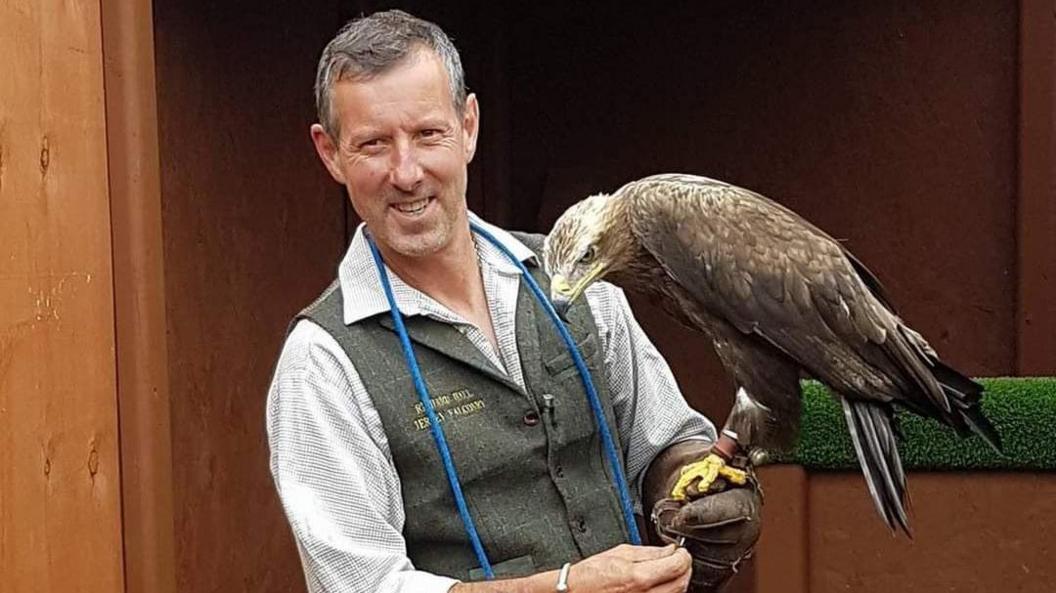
[555,562,571,592]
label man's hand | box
[568,543,692,593]
[449,544,692,593]
[651,488,760,591]
[643,440,763,593]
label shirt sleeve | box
[266,320,460,593]
[582,282,718,508]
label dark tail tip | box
[932,360,1003,453]
[962,409,1004,454]
[841,399,912,536]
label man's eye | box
[580,245,597,264]
[419,129,443,139]
[359,139,382,149]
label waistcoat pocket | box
[543,332,598,379]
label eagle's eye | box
[579,245,597,264]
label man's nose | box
[388,143,424,192]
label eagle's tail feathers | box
[841,398,912,537]
[930,360,1003,453]
[873,404,906,488]
[890,329,952,414]
[891,326,1003,453]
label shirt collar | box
[338,211,540,325]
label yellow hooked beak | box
[550,263,606,317]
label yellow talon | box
[670,453,748,500]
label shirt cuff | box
[386,571,461,593]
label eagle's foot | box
[748,448,772,467]
[670,453,748,500]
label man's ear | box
[462,93,480,164]
[310,123,346,184]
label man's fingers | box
[632,546,692,588]
[648,565,693,593]
[609,543,679,562]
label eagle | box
[542,173,1001,534]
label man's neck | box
[379,226,477,303]
[378,224,498,350]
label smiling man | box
[266,10,761,593]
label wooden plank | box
[1017,0,1056,375]
[99,1,178,593]
[0,2,125,592]
[809,472,1056,592]
[755,465,809,593]
[152,2,344,590]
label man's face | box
[311,49,479,259]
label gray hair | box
[314,9,467,139]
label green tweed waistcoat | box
[297,232,631,581]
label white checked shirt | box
[266,212,717,593]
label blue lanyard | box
[365,222,641,579]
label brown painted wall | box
[756,468,1056,593]
[0,2,125,593]
[810,472,1055,592]
[505,0,1018,390]
[152,0,343,590]
[1018,0,1056,375]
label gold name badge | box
[412,389,487,430]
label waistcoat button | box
[523,410,540,426]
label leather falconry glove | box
[642,435,763,593]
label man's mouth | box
[391,196,433,216]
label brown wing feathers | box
[619,174,1000,534]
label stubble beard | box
[382,192,468,260]
[386,216,453,258]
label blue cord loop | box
[365,223,641,580]
[470,222,642,546]
[366,234,495,579]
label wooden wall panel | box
[100,1,177,593]
[514,0,1018,389]
[1017,0,1056,375]
[0,2,124,592]
[754,466,809,593]
[808,473,1056,592]
[152,1,344,591]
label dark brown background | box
[144,1,1052,592]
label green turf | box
[776,377,1056,470]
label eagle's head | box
[542,191,637,316]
